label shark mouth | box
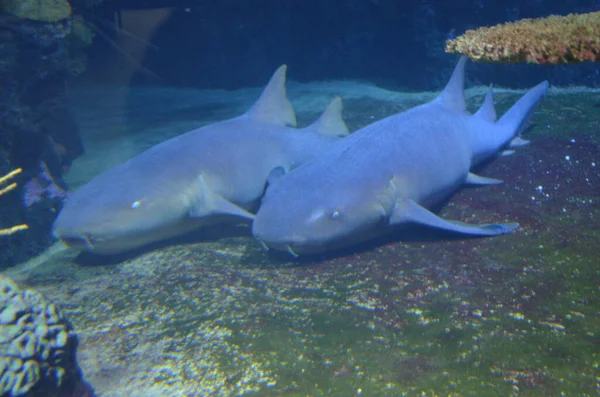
[255,237,299,258]
[59,235,95,250]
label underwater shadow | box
[72,221,253,266]
[259,222,504,266]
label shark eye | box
[331,210,341,220]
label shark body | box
[252,57,549,255]
[53,65,349,254]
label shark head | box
[52,157,258,255]
[52,172,195,254]
[253,178,390,255]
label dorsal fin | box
[434,56,467,112]
[474,84,497,122]
[302,97,349,137]
[245,65,297,127]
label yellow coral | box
[1,0,72,23]
[445,11,600,64]
[0,168,28,236]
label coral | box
[0,169,28,236]
[1,0,72,23]
[0,275,94,397]
[445,11,600,64]
[0,2,82,266]
[22,163,68,209]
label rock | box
[0,275,94,397]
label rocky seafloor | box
[3,86,600,396]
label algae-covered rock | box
[1,0,72,23]
[0,274,93,397]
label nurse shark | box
[253,57,549,256]
[53,65,349,254]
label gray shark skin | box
[252,57,549,256]
[53,65,349,255]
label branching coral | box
[0,168,28,236]
[445,11,600,64]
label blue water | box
[1,2,599,396]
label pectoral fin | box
[466,172,503,185]
[189,175,255,221]
[389,199,518,236]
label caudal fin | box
[245,65,297,127]
[498,81,549,141]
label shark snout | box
[53,222,97,250]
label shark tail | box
[302,96,350,137]
[469,79,548,167]
[497,80,549,144]
[246,65,297,127]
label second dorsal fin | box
[302,97,349,137]
[474,84,497,122]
